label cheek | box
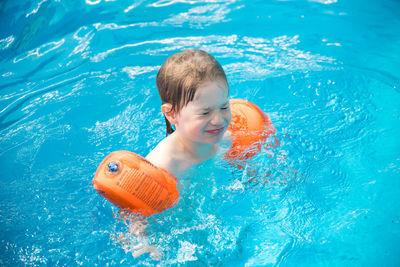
[224,110,232,124]
[188,119,208,133]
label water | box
[1,0,399,266]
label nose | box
[210,110,224,125]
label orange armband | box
[225,99,277,161]
[93,151,179,217]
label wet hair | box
[156,49,228,135]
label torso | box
[146,133,213,176]
[146,131,232,177]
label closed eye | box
[221,105,229,110]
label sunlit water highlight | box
[1,0,399,266]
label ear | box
[161,103,178,125]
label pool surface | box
[1,0,400,266]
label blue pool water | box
[1,0,400,265]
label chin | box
[205,134,224,144]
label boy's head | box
[156,49,228,134]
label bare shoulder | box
[145,135,177,174]
[145,132,213,176]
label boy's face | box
[174,79,231,145]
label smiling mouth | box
[206,127,225,134]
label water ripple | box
[0,35,15,50]
[13,39,65,63]
[91,34,338,81]
[151,0,238,8]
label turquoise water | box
[1,0,400,265]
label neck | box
[173,132,217,162]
